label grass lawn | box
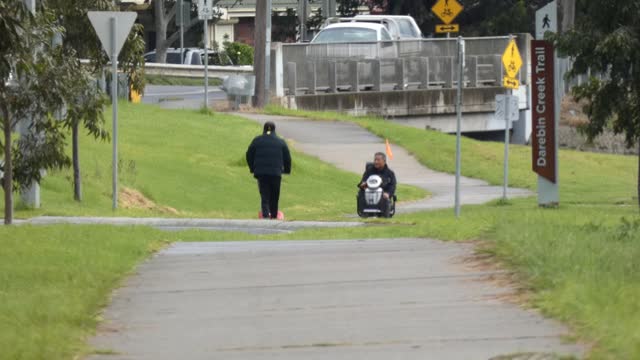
[144,74,223,87]
[0,225,171,359]
[7,102,425,221]
[263,106,640,359]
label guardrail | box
[144,63,253,78]
[80,59,254,79]
[275,35,532,96]
[284,55,508,95]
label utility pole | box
[559,0,575,33]
[253,0,271,108]
[298,0,309,42]
[179,0,184,64]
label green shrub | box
[224,42,254,65]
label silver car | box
[309,23,397,59]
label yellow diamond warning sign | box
[502,39,523,79]
[431,0,463,25]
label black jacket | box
[246,131,292,177]
[360,164,397,196]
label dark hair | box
[263,121,276,134]
[374,152,386,161]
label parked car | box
[353,15,423,39]
[144,48,234,66]
[306,22,398,59]
[309,23,398,59]
[322,15,423,40]
[311,22,394,43]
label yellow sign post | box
[501,39,523,79]
[431,0,463,25]
[435,24,459,33]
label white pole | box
[111,16,118,210]
[454,36,464,218]
[503,89,511,200]
[179,0,184,65]
[503,35,513,201]
[204,17,209,109]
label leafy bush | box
[224,42,254,65]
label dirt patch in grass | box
[119,187,179,215]
[455,241,531,307]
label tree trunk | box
[154,1,201,63]
[72,123,82,202]
[155,0,169,63]
[3,111,13,225]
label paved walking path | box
[88,239,583,359]
[234,113,532,213]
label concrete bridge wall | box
[271,34,534,144]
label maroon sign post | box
[531,39,559,206]
[531,40,556,183]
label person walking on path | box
[246,121,292,219]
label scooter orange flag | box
[385,138,394,160]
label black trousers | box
[256,175,282,219]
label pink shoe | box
[276,211,285,220]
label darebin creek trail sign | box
[531,40,556,183]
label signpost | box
[533,0,559,206]
[198,0,214,109]
[431,0,464,214]
[500,35,522,199]
[177,0,191,65]
[496,94,519,200]
[88,11,137,210]
[454,36,465,218]
[431,0,462,35]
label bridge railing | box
[273,35,531,96]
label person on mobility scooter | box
[357,152,397,218]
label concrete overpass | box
[270,34,534,144]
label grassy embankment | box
[9,102,424,220]
[144,74,223,87]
